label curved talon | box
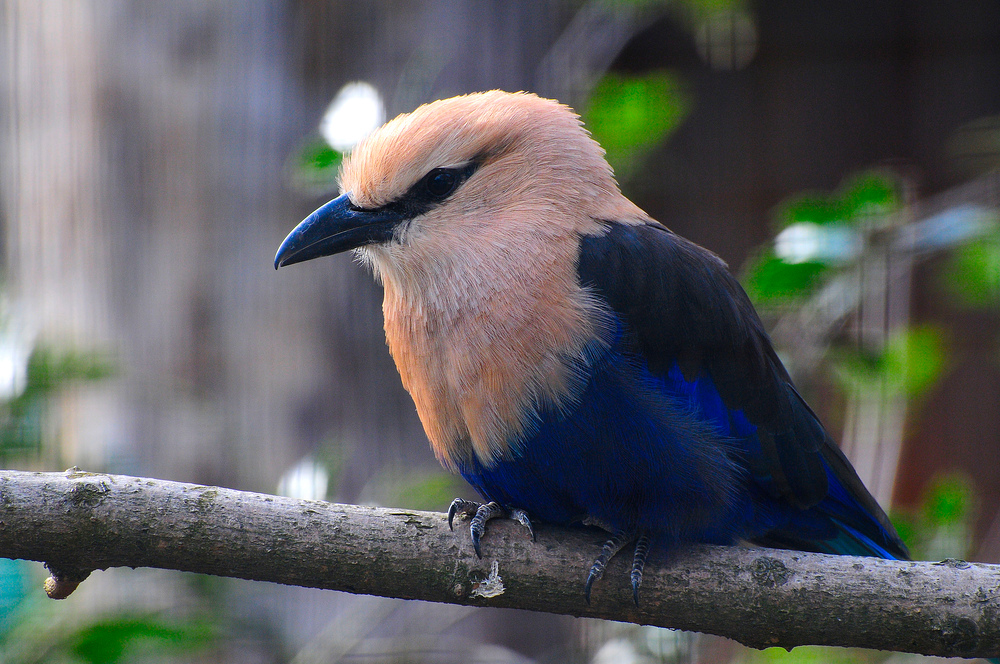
[584,566,601,605]
[584,530,632,604]
[447,498,536,558]
[630,531,652,606]
[470,501,505,558]
[448,498,479,530]
[510,508,535,542]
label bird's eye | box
[424,168,460,200]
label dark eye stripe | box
[369,160,480,221]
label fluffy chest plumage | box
[365,223,605,471]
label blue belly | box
[457,344,794,546]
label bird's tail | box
[751,431,910,560]
[755,455,910,560]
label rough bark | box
[0,469,998,658]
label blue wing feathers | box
[461,341,746,540]
[464,220,908,561]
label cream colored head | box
[340,90,644,234]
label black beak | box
[274,193,402,269]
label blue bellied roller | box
[274,91,909,603]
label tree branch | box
[1,469,998,657]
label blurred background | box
[2,0,1000,662]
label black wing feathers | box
[577,220,908,560]
[577,221,830,508]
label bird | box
[274,90,909,604]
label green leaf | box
[886,325,947,397]
[943,231,1000,307]
[288,134,343,193]
[840,171,899,219]
[585,71,692,178]
[0,345,116,461]
[774,171,898,230]
[69,617,216,664]
[831,324,947,399]
[922,474,973,528]
[777,194,844,228]
[742,251,827,304]
[23,346,116,394]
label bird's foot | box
[630,531,652,606]
[584,529,652,606]
[447,498,534,558]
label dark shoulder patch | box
[578,222,779,408]
[577,221,828,507]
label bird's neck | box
[362,225,605,471]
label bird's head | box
[274,91,645,274]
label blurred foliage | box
[776,172,898,229]
[288,133,343,194]
[744,166,998,412]
[3,611,221,664]
[679,0,744,12]
[67,616,217,664]
[393,471,466,511]
[743,167,993,578]
[836,171,900,219]
[743,252,827,306]
[747,644,868,664]
[584,71,692,180]
[923,474,974,529]
[744,171,900,305]
[0,571,275,664]
[0,345,115,464]
[364,468,469,512]
[743,171,953,418]
[892,474,975,563]
[942,229,1000,308]
[830,325,948,400]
